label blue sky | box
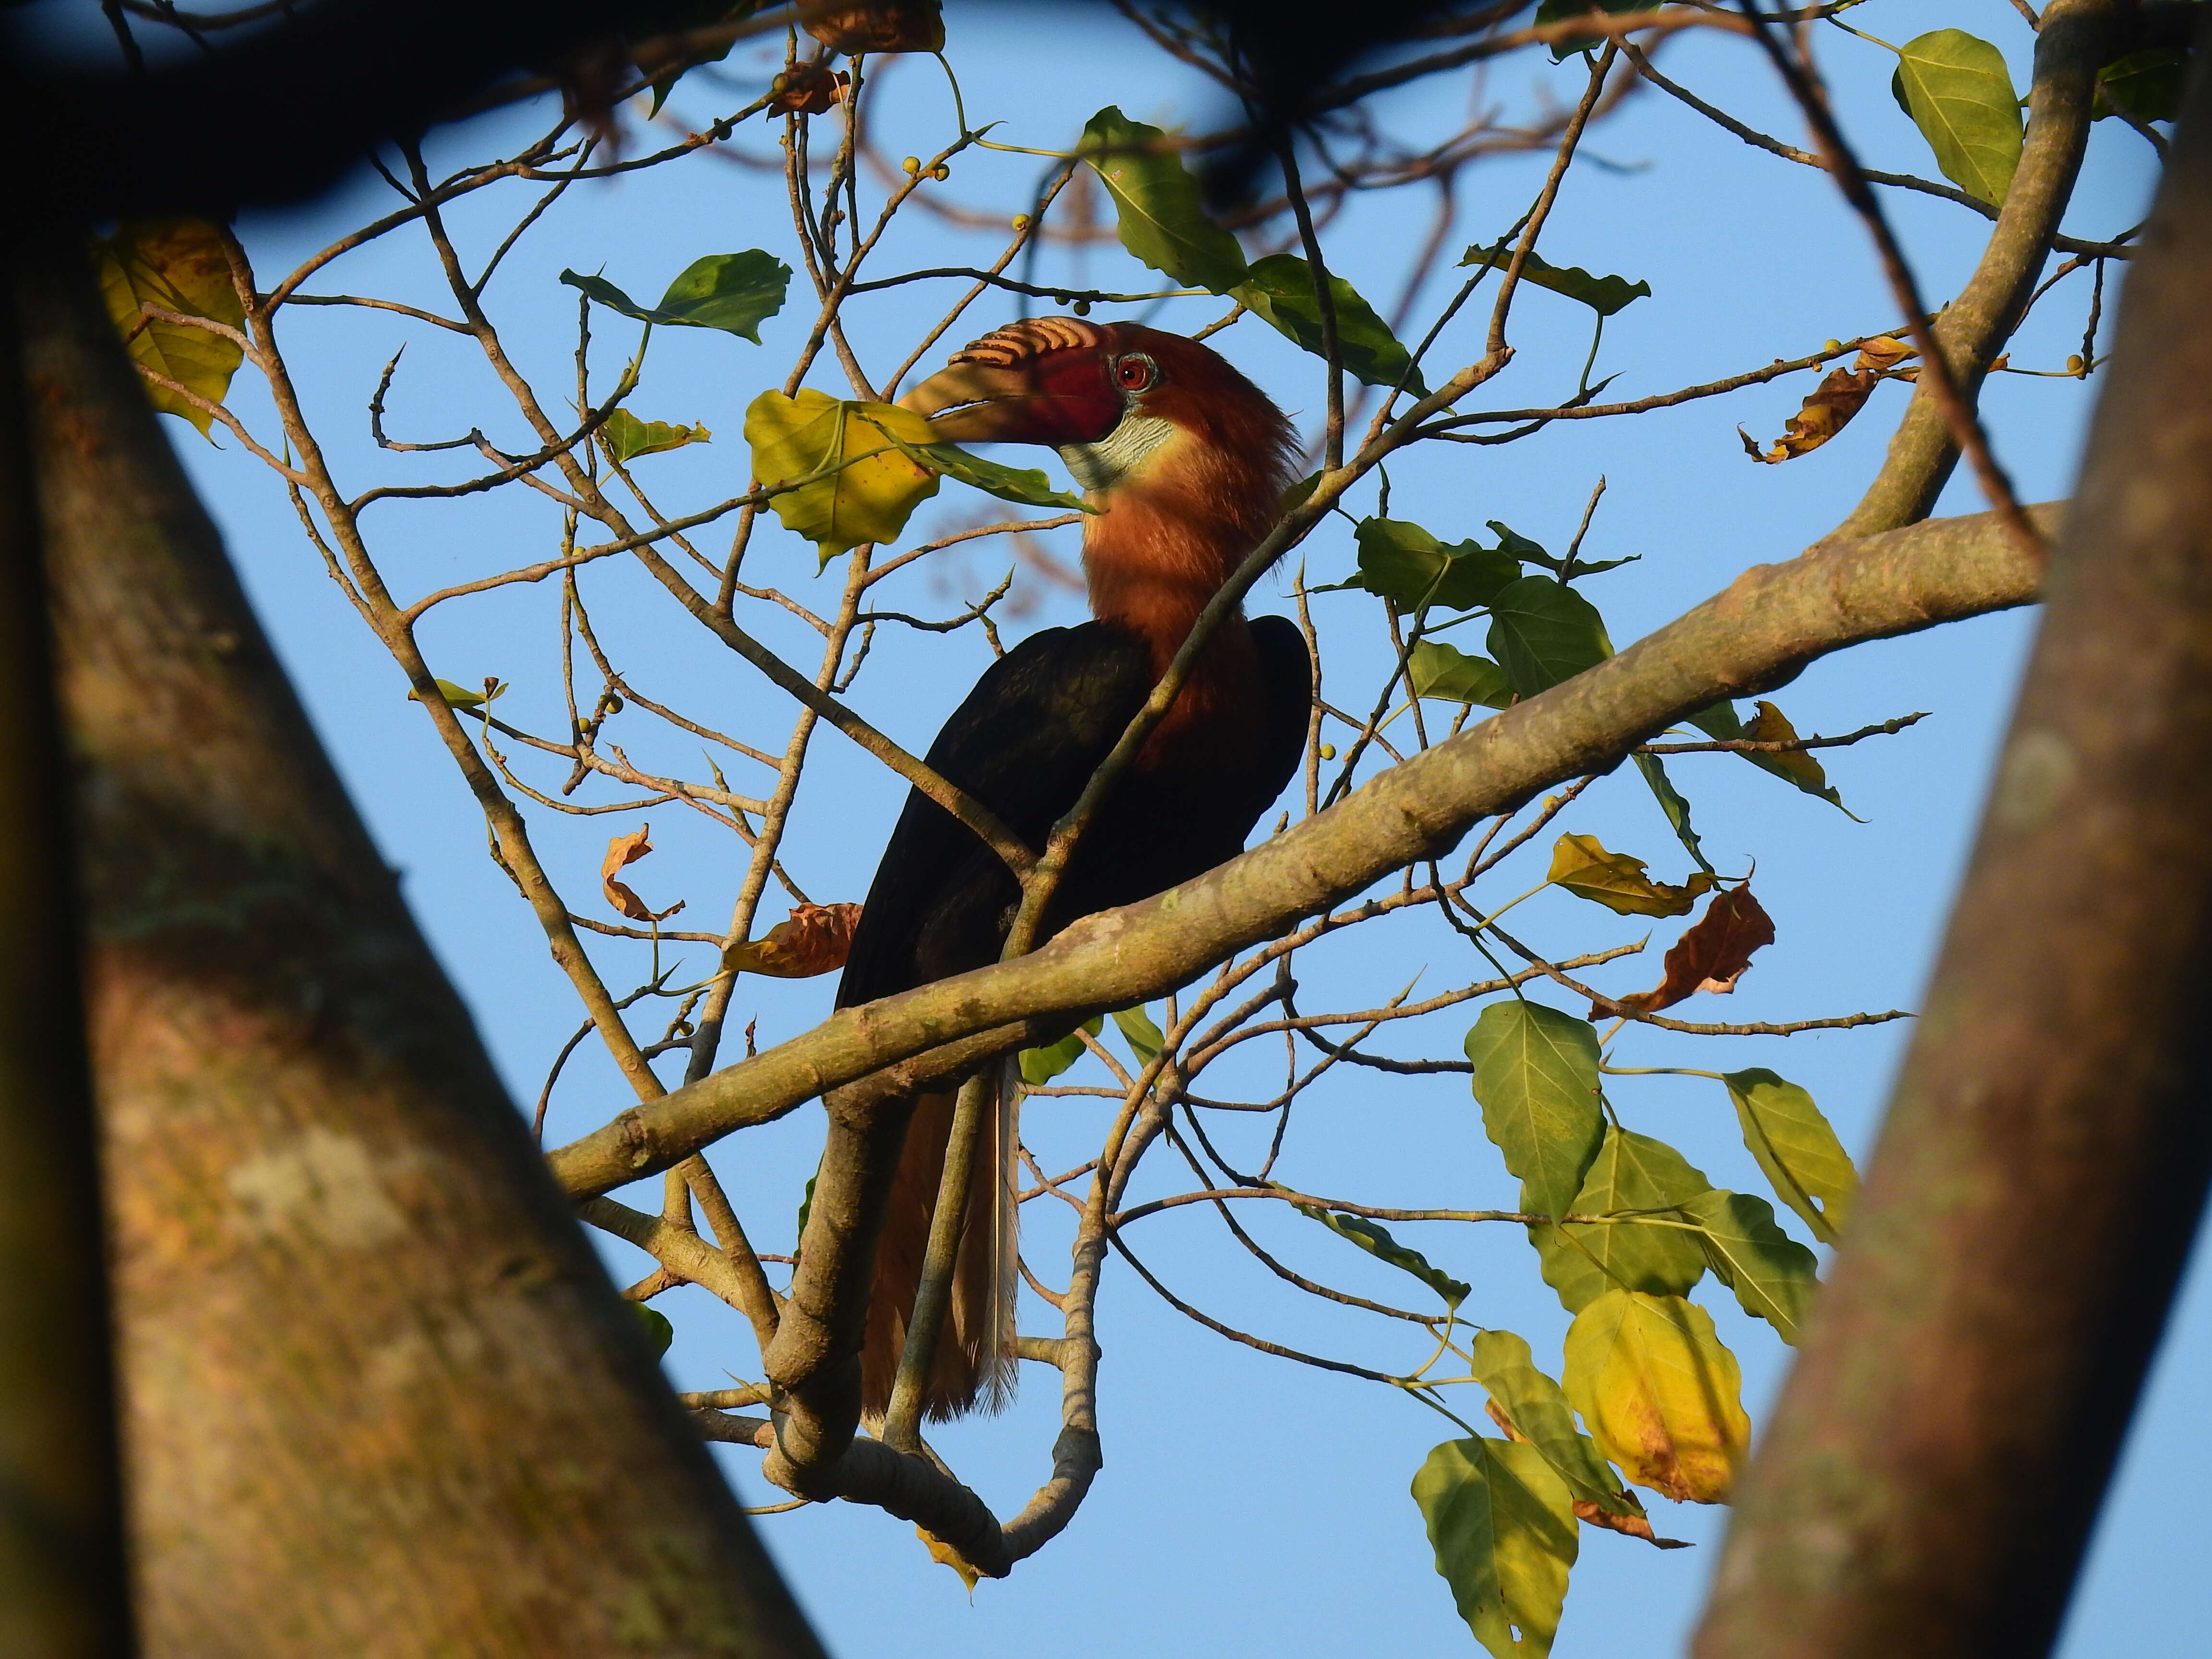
[143,2,2197,1652]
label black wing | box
[837,623,1152,1010]
[1248,612,1314,827]
[837,614,1312,1010]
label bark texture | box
[0,235,134,1658]
[23,237,822,1656]
[1694,36,2212,1659]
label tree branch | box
[549,498,2053,1203]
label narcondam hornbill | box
[834,317,1312,1422]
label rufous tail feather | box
[859,1065,1019,1423]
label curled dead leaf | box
[805,0,945,53]
[725,902,864,978]
[1855,336,1917,373]
[1740,337,1918,463]
[601,824,682,923]
[1599,886,1776,1018]
[766,62,849,117]
[1573,1498,1693,1550]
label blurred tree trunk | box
[18,230,825,1656]
[0,229,135,1658]
[1694,31,2212,1659]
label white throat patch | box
[1057,414,1178,493]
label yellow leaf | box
[90,218,245,437]
[915,1526,980,1594]
[744,389,940,565]
[1562,1290,1749,1503]
[1742,699,1838,801]
[1546,832,1712,918]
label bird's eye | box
[1115,354,1157,392]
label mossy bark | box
[22,233,823,1657]
[1695,28,2212,1659]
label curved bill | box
[896,360,1119,446]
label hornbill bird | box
[835,317,1312,1422]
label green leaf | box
[1465,1001,1604,1221]
[1632,753,1713,875]
[795,1172,815,1244]
[897,440,1092,512]
[91,217,247,437]
[406,677,504,710]
[1892,30,2024,205]
[1563,1291,1748,1503]
[1467,1330,1637,1517]
[1530,1128,1711,1315]
[1533,0,1646,60]
[744,391,942,564]
[601,409,711,464]
[1233,252,1430,394]
[631,1301,675,1357]
[1349,517,1518,611]
[2096,47,2189,123]
[1487,522,1550,565]
[1485,576,1612,699]
[1019,1014,1104,1086]
[1111,1005,1166,1070]
[1412,1437,1579,1659]
[1079,107,1250,292]
[1410,641,1514,710]
[562,250,792,341]
[1722,1069,1858,1244]
[1292,1203,1470,1310]
[1680,1190,1819,1346]
[1689,697,1860,818]
[1458,241,1651,317]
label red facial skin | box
[901,322,1299,766]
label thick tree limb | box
[540,499,2050,1557]
[537,490,2052,1542]
[548,499,2052,1203]
[0,237,134,1656]
[25,224,823,1655]
[1693,28,2212,1659]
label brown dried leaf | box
[915,1526,980,1594]
[1484,1398,1532,1442]
[725,902,864,978]
[1602,887,1776,1017]
[805,0,945,53]
[601,824,680,923]
[766,62,849,117]
[1854,335,1916,373]
[1740,337,1917,463]
[1573,1498,1692,1550]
